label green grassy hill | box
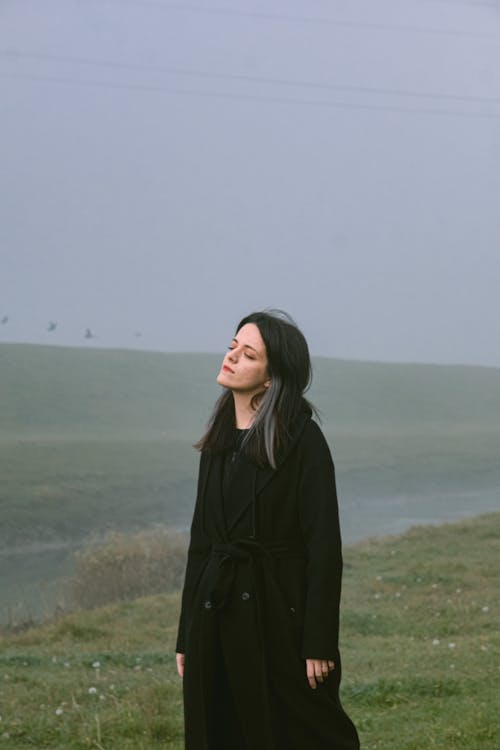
[1,344,220,441]
[1,341,499,549]
[0,513,498,750]
[3,342,500,438]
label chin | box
[216,371,229,387]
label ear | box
[263,378,271,389]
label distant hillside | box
[2,342,500,439]
[1,342,499,550]
[0,343,220,440]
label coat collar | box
[198,407,312,536]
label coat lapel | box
[199,452,228,540]
[225,408,312,534]
[255,408,311,495]
[223,459,257,536]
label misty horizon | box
[1,0,499,367]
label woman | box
[176,310,360,750]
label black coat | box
[176,410,360,750]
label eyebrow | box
[232,337,260,354]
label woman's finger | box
[328,660,335,672]
[306,659,317,689]
[314,660,325,684]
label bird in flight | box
[84,328,96,339]
[47,321,57,331]
[1,315,8,324]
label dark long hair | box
[195,310,315,467]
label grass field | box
[0,513,498,749]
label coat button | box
[204,600,212,609]
[241,591,251,601]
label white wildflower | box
[482,606,490,613]
[448,642,456,649]
[88,687,97,695]
[92,661,101,669]
[432,639,440,646]
[55,707,63,716]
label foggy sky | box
[1,0,499,366]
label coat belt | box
[208,538,304,611]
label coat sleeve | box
[176,453,211,654]
[296,421,343,660]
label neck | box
[232,392,258,429]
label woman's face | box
[217,323,270,395]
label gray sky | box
[1,0,499,365]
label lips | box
[222,365,234,373]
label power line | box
[111,0,500,39]
[1,71,496,120]
[2,50,499,106]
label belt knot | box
[206,538,304,611]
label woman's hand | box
[306,658,335,689]
[176,652,185,678]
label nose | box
[227,348,238,362]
